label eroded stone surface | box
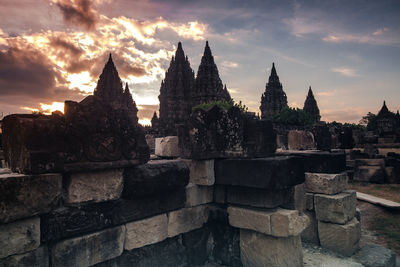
[227,206,273,235]
[301,211,319,245]
[123,160,189,198]
[240,229,303,267]
[353,244,396,267]
[125,214,168,250]
[66,169,123,204]
[51,225,125,267]
[167,206,209,237]
[0,246,48,267]
[288,130,316,150]
[306,193,314,211]
[185,183,213,207]
[0,173,62,224]
[0,217,40,258]
[155,136,180,158]
[227,186,294,209]
[270,208,309,237]
[314,190,357,224]
[215,156,304,190]
[305,172,348,195]
[318,218,360,256]
[184,159,215,185]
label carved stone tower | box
[194,41,231,105]
[260,63,288,119]
[158,42,195,135]
[303,86,321,123]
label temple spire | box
[94,53,123,101]
[260,62,287,119]
[303,86,320,123]
[378,100,390,116]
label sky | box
[0,0,399,125]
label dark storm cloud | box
[111,53,147,77]
[50,36,84,55]
[55,0,98,30]
[0,47,59,97]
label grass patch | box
[371,215,400,253]
[348,181,400,203]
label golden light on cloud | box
[138,118,151,126]
[67,71,96,93]
[40,102,65,114]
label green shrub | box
[192,100,248,113]
[271,107,313,126]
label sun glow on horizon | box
[139,118,151,126]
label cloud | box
[221,61,239,68]
[53,0,99,30]
[317,90,337,97]
[321,108,370,123]
[331,67,358,77]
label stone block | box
[288,130,316,150]
[0,173,62,224]
[270,208,309,237]
[0,246,48,267]
[353,244,396,267]
[318,218,361,256]
[305,172,348,195]
[227,186,294,208]
[215,156,304,190]
[355,208,361,223]
[227,206,273,235]
[41,188,185,242]
[184,159,215,185]
[155,136,180,158]
[185,183,213,207]
[314,190,356,224]
[0,217,40,258]
[276,151,346,174]
[213,185,226,204]
[240,229,303,267]
[294,183,306,211]
[123,160,189,198]
[356,158,385,167]
[167,206,209,237]
[354,166,385,183]
[116,236,188,267]
[65,169,123,204]
[51,225,125,267]
[306,192,314,211]
[125,214,168,250]
[301,211,319,245]
[385,167,398,184]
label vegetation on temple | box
[270,107,313,126]
[192,100,248,113]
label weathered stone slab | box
[353,244,396,267]
[240,229,303,267]
[276,151,346,174]
[354,166,385,183]
[301,211,319,245]
[227,206,273,235]
[305,172,348,195]
[115,236,188,267]
[123,160,189,198]
[318,218,360,256]
[0,217,40,258]
[185,183,213,207]
[306,192,314,211]
[168,206,209,237]
[294,183,306,211]
[65,169,123,204]
[213,185,226,204]
[0,246,48,267]
[125,214,168,250]
[215,156,304,190]
[41,188,185,242]
[51,225,125,267]
[270,208,309,237]
[184,159,215,185]
[314,190,357,224]
[227,186,294,208]
[0,173,62,224]
[155,136,180,158]
[356,158,385,167]
[288,130,316,150]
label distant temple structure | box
[158,41,231,135]
[260,63,288,119]
[374,101,399,137]
[303,86,321,123]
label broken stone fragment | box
[314,190,357,224]
[305,172,348,195]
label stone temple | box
[303,86,321,123]
[260,63,288,119]
[158,42,231,135]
